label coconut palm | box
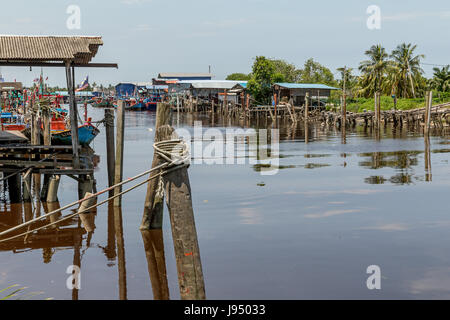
[430,65,450,92]
[358,45,390,97]
[389,43,425,98]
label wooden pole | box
[65,61,80,168]
[114,100,125,207]
[304,92,309,121]
[162,161,206,300]
[140,103,171,230]
[342,67,347,131]
[41,105,51,200]
[105,109,116,190]
[31,110,41,198]
[424,91,432,135]
[274,93,277,117]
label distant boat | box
[92,100,113,108]
[1,113,26,131]
[51,123,100,146]
[121,97,160,111]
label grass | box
[328,92,450,113]
[0,284,52,300]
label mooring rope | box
[0,138,190,242]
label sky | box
[0,0,449,87]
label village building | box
[273,83,339,107]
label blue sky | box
[0,0,449,87]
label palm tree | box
[389,43,424,98]
[430,65,450,92]
[358,45,390,97]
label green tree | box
[226,73,251,81]
[298,58,336,85]
[358,44,390,97]
[247,56,277,104]
[388,43,425,98]
[270,59,301,83]
[430,65,450,92]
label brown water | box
[1,107,450,300]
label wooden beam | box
[0,61,118,68]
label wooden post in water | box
[424,91,433,135]
[40,104,52,200]
[31,109,41,198]
[274,93,277,117]
[104,109,116,190]
[374,91,381,130]
[114,100,125,207]
[22,172,32,202]
[162,159,206,300]
[304,92,309,121]
[65,61,80,168]
[46,175,60,203]
[141,103,171,230]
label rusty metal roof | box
[0,82,23,91]
[0,36,103,64]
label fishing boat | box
[51,121,100,146]
[91,97,113,108]
[1,112,26,131]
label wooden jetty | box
[0,35,118,203]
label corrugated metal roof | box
[0,36,103,64]
[0,82,23,90]
[178,80,247,90]
[275,83,339,90]
[158,73,212,78]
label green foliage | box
[430,65,450,92]
[226,73,251,81]
[247,56,277,104]
[345,94,450,113]
[270,59,300,83]
[358,44,390,97]
[298,58,337,86]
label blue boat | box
[51,123,100,146]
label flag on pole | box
[76,76,89,92]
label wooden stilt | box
[114,100,125,207]
[162,162,206,300]
[141,103,172,230]
[105,109,115,190]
